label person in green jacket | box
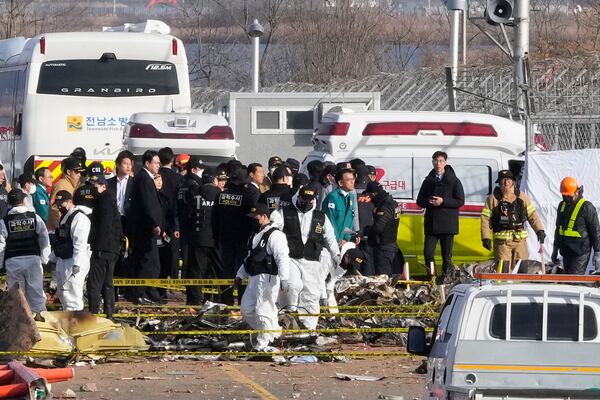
[32,167,52,224]
[322,164,357,246]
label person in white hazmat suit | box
[235,203,291,351]
[273,186,340,330]
[48,190,91,311]
[0,190,50,313]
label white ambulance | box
[302,110,530,274]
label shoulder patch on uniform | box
[40,199,46,205]
[328,203,335,209]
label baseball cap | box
[216,169,228,181]
[54,190,72,204]
[229,168,250,185]
[268,156,283,168]
[62,157,86,173]
[272,165,292,182]
[87,162,104,177]
[364,181,383,194]
[350,158,366,170]
[366,165,376,176]
[88,174,106,185]
[298,185,317,201]
[496,169,515,183]
[285,158,300,172]
[247,203,270,218]
[342,248,365,271]
[187,156,205,170]
[7,189,26,206]
[336,161,355,173]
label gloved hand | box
[551,247,559,264]
[537,230,546,244]
[280,280,290,293]
[593,251,600,273]
[233,277,243,289]
[332,254,342,267]
[72,265,80,275]
[482,239,492,251]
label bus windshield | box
[36,59,179,97]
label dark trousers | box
[87,251,119,318]
[220,240,248,305]
[564,252,591,275]
[131,233,161,300]
[424,234,455,278]
[158,237,181,298]
[186,245,224,305]
[373,243,397,276]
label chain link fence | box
[533,116,600,151]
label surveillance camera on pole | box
[485,0,514,25]
[248,19,264,93]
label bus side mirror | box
[407,326,430,356]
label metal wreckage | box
[0,260,526,364]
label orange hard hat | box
[175,153,190,167]
[560,176,579,196]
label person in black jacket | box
[176,157,206,271]
[184,168,223,305]
[129,150,163,305]
[552,177,600,274]
[155,172,178,302]
[416,151,465,282]
[364,182,400,276]
[158,147,183,281]
[258,166,293,211]
[213,167,256,305]
[86,173,122,319]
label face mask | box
[196,169,204,178]
[58,205,69,215]
[28,185,36,195]
[250,219,262,232]
[296,199,312,213]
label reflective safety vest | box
[558,198,586,238]
[482,189,533,241]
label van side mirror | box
[407,326,430,356]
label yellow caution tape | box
[113,278,238,286]
[142,327,432,335]
[112,278,433,287]
[108,312,437,319]
[0,350,414,358]
[114,303,437,310]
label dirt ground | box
[50,351,426,400]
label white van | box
[124,112,237,164]
[302,110,528,273]
[408,275,600,399]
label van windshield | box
[37,59,179,97]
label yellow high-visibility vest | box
[558,198,586,238]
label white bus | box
[0,20,190,180]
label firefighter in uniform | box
[481,170,545,270]
[0,190,50,313]
[49,190,92,311]
[274,186,340,329]
[552,177,600,274]
[234,203,290,351]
